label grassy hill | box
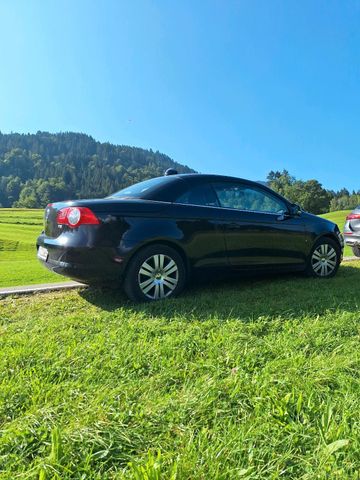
[320,209,351,229]
[1,264,360,478]
[320,210,352,256]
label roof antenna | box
[164,168,178,176]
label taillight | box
[56,207,100,228]
[346,214,360,220]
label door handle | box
[277,213,291,221]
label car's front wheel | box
[352,245,360,257]
[123,244,186,302]
[306,237,341,278]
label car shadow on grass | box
[78,262,360,322]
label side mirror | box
[289,203,302,216]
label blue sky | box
[1,0,360,190]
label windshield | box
[109,176,175,199]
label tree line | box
[0,132,357,213]
[267,170,359,214]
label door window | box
[175,184,219,207]
[212,183,286,214]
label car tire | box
[305,237,341,278]
[123,244,186,302]
[352,245,360,257]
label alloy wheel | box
[138,254,179,300]
[311,243,337,277]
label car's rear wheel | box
[306,237,340,278]
[352,245,360,257]
[123,244,186,302]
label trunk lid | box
[43,198,167,238]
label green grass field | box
[1,264,360,478]
[0,209,59,287]
[0,208,353,287]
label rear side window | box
[175,184,219,207]
[212,182,286,213]
[110,176,178,199]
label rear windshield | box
[109,176,177,199]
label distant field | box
[0,208,354,287]
[0,209,59,287]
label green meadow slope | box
[320,210,352,256]
[319,210,351,229]
[1,264,360,478]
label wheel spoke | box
[140,277,154,288]
[163,265,178,276]
[154,283,160,299]
[143,283,156,295]
[314,262,322,272]
[163,279,177,290]
[313,251,321,260]
[163,259,176,272]
[159,283,165,298]
[141,261,154,273]
[163,275,177,284]
[139,267,153,277]
[141,280,156,294]
[153,255,160,269]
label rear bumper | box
[343,233,360,247]
[36,234,126,284]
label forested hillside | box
[0,132,194,207]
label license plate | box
[37,246,48,261]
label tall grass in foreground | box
[1,262,360,478]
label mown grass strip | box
[0,209,59,287]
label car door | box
[211,182,308,268]
[170,182,228,269]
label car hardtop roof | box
[175,173,266,186]
[172,173,289,203]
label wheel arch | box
[122,238,190,280]
[314,232,341,250]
